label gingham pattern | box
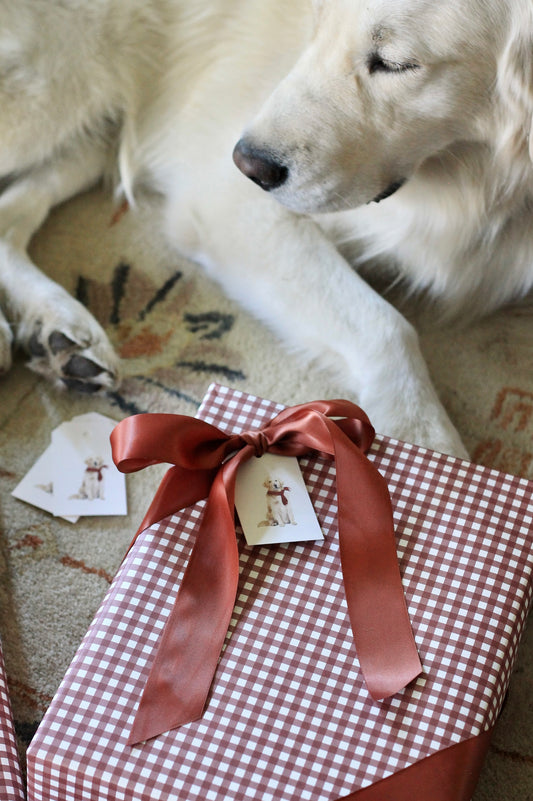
[27,384,533,801]
[0,642,25,801]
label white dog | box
[0,0,532,457]
[263,477,297,527]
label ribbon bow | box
[111,399,422,745]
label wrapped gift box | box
[0,641,25,801]
[27,384,533,801]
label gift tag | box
[11,445,79,523]
[51,413,127,517]
[12,413,126,520]
[235,453,324,546]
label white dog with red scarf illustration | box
[70,456,108,501]
[263,476,297,527]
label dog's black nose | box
[233,139,288,191]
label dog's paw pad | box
[48,330,78,355]
[60,351,115,390]
[62,353,108,380]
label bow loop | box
[111,396,422,745]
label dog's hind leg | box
[0,138,120,392]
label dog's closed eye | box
[367,52,420,75]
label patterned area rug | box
[0,185,532,797]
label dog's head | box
[85,456,106,469]
[264,477,284,491]
[234,0,533,213]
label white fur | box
[0,0,532,455]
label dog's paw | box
[17,294,120,393]
[408,419,469,461]
[374,412,468,460]
[360,384,469,460]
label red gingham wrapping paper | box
[27,384,533,801]
[0,641,25,801]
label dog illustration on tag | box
[235,452,323,546]
[260,475,297,527]
[69,456,108,500]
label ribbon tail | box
[332,425,422,699]
[127,464,218,552]
[128,468,240,745]
[339,728,493,801]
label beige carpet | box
[1,185,532,797]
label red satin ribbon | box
[341,728,493,801]
[110,399,422,745]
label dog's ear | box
[496,13,533,162]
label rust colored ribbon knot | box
[110,399,422,746]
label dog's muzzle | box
[233,139,289,191]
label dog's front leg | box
[182,187,467,458]
[0,141,120,391]
[0,241,119,392]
